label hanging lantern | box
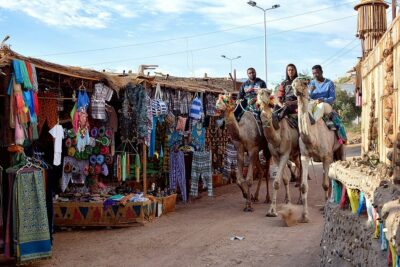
[355,0,389,56]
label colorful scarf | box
[15,170,51,264]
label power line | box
[321,38,359,66]
[324,43,360,67]
[82,14,356,67]
[36,0,357,57]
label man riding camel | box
[239,67,267,101]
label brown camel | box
[257,89,302,217]
[292,78,345,222]
[216,94,271,211]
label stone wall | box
[320,203,387,267]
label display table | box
[54,200,156,227]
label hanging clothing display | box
[14,169,52,264]
[169,150,186,203]
[223,142,238,180]
[91,83,113,120]
[49,124,64,166]
[2,165,51,264]
[190,151,212,197]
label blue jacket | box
[309,78,336,105]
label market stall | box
[0,46,242,264]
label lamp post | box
[247,1,280,86]
[221,55,241,75]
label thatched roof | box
[0,47,240,94]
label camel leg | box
[282,164,291,204]
[252,153,264,203]
[266,154,289,217]
[293,156,303,205]
[322,160,332,201]
[244,151,256,212]
[264,157,271,204]
[235,144,247,200]
[300,155,310,223]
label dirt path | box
[40,175,326,266]
[30,146,361,267]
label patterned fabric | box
[37,91,58,136]
[169,151,186,203]
[91,83,113,120]
[173,90,181,112]
[205,94,217,116]
[190,122,205,151]
[61,157,89,192]
[190,151,212,197]
[180,92,190,115]
[15,170,51,264]
[223,142,238,180]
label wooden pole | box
[392,0,397,20]
[142,143,147,195]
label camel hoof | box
[242,193,248,200]
[294,183,300,188]
[266,211,278,217]
[284,198,291,204]
[300,214,310,223]
[297,198,303,205]
[264,198,271,204]
[243,207,254,212]
[251,195,259,203]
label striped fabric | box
[190,151,212,197]
[189,97,203,120]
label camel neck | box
[297,97,313,144]
[225,111,240,140]
[261,109,281,146]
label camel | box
[292,78,345,222]
[257,89,302,217]
[216,93,271,211]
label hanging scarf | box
[357,192,366,216]
[12,60,23,84]
[135,154,140,182]
[24,61,34,86]
[33,91,39,116]
[31,63,39,92]
[19,60,32,89]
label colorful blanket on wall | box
[15,170,51,264]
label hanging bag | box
[151,83,168,116]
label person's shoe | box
[308,113,316,125]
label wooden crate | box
[156,194,177,214]
[212,174,224,188]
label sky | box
[0,0,386,88]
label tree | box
[332,84,361,124]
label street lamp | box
[221,55,241,75]
[247,1,280,86]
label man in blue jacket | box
[308,65,335,128]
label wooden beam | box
[142,143,147,195]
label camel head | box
[256,89,274,111]
[292,77,310,99]
[216,93,236,112]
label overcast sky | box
[0,0,379,87]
